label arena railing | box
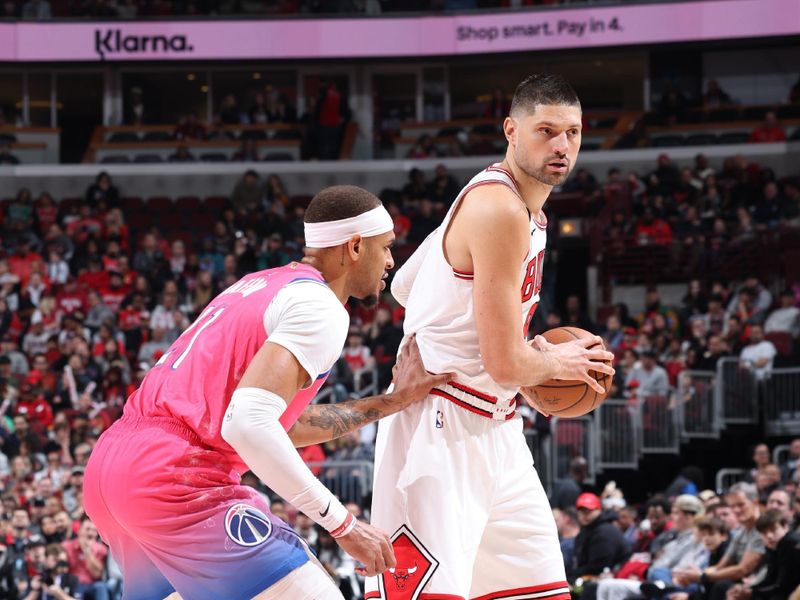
[714,468,748,494]
[353,367,379,398]
[306,460,374,506]
[595,399,641,471]
[676,370,721,440]
[715,357,759,425]
[761,367,800,436]
[637,390,680,454]
[772,443,790,466]
[549,416,597,488]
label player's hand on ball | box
[335,519,396,577]
[533,334,615,394]
[392,335,455,408]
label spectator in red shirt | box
[62,517,109,600]
[298,443,326,477]
[8,240,44,287]
[749,111,786,143]
[99,272,128,313]
[56,280,88,315]
[635,209,673,246]
[315,80,349,159]
[388,202,411,243]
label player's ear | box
[346,235,362,261]
[503,116,517,145]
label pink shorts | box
[83,416,313,600]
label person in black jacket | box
[726,509,800,600]
[572,493,632,581]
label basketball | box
[524,327,612,418]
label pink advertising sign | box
[3,0,799,62]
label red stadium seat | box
[204,196,229,213]
[765,331,792,356]
[175,196,201,211]
[121,197,144,212]
[147,196,173,213]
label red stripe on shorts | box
[471,581,571,600]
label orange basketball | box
[524,326,612,418]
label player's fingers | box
[355,567,368,577]
[586,348,615,362]
[530,335,549,350]
[589,361,615,376]
[574,335,603,348]
[372,549,386,575]
[583,372,606,394]
[383,537,397,570]
[432,372,456,385]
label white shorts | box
[254,559,343,600]
[365,393,570,600]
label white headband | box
[304,205,394,248]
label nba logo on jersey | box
[435,411,443,429]
[224,503,272,547]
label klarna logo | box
[94,28,194,59]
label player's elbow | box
[483,352,518,387]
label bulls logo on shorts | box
[378,525,439,600]
[224,503,272,547]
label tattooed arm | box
[288,337,453,448]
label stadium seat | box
[652,135,685,147]
[121,197,144,212]
[157,212,182,230]
[188,212,216,230]
[170,230,195,249]
[201,153,229,162]
[109,132,140,143]
[100,155,130,163]
[146,196,173,212]
[263,152,295,161]
[718,131,750,144]
[790,128,800,141]
[175,196,201,211]
[765,331,793,356]
[60,197,82,212]
[0,133,17,143]
[289,194,313,209]
[142,131,172,142]
[685,133,718,146]
[204,196,229,212]
[134,154,163,163]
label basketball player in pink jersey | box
[365,75,616,600]
[83,186,453,600]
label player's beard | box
[360,293,379,307]
[522,159,573,186]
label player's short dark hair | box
[304,185,381,224]
[755,508,790,533]
[510,74,581,117]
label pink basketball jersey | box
[124,263,331,473]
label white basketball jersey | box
[397,163,547,404]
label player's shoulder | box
[459,181,529,229]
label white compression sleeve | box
[221,387,352,534]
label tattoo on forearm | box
[295,395,395,441]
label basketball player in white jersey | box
[365,74,615,600]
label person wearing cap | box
[572,492,631,582]
[596,495,706,599]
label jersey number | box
[521,250,545,303]
[155,305,226,370]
